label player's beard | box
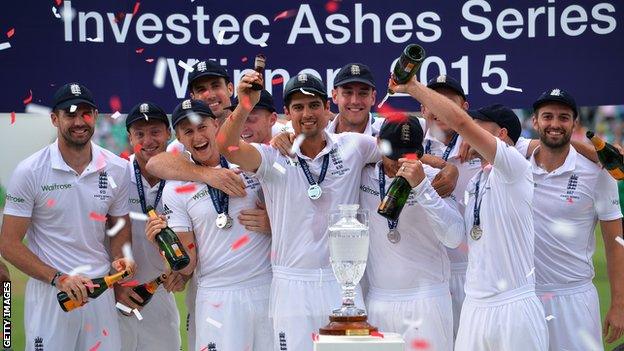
[61,125,94,149]
[539,127,572,149]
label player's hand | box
[57,274,96,304]
[238,200,272,235]
[146,215,168,243]
[396,158,426,188]
[457,140,471,163]
[387,74,418,95]
[163,272,191,292]
[114,285,143,314]
[431,163,458,198]
[604,304,624,343]
[270,132,295,157]
[112,257,136,277]
[203,168,247,197]
[237,72,262,111]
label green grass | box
[4,230,623,351]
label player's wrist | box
[50,271,65,287]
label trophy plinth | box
[319,315,378,336]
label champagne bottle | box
[377,176,412,221]
[587,131,624,180]
[388,44,426,94]
[251,54,266,91]
[129,274,168,307]
[146,206,190,271]
[57,270,130,312]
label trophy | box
[319,204,378,336]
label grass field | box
[3,230,623,351]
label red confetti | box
[325,1,340,13]
[23,89,33,105]
[540,292,554,302]
[102,329,108,336]
[411,338,430,349]
[370,331,384,338]
[119,150,131,160]
[567,197,573,204]
[6,28,14,38]
[175,184,197,193]
[83,114,93,124]
[403,153,419,160]
[199,346,208,351]
[231,234,250,250]
[10,111,15,125]
[46,198,56,208]
[377,103,408,124]
[271,77,284,85]
[55,0,61,6]
[109,95,122,113]
[311,332,319,341]
[120,280,139,287]
[145,58,154,63]
[135,47,144,54]
[132,2,140,16]
[89,341,102,351]
[273,9,297,22]
[89,212,107,222]
[170,147,180,156]
[187,242,195,250]
[210,302,222,308]
[227,146,240,152]
[241,56,248,63]
[133,143,142,155]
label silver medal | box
[470,225,482,240]
[307,184,322,200]
[387,229,401,244]
[216,213,233,229]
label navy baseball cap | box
[533,88,578,118]
[171,99,216,128]
[471,104,522,144]
[52,82,97,111]
[228,90,276,113]
[283,73,327,102]
[427,75,466,100]
[378,116,424,160]
[333,63,375,88]
[187,60,230,91]
[125,102,170,131]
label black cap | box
[532,88,578,118]
[228,90,276,113]
[378,116,424,160]
[52,82,97,111]
[171,99,216,128]
[471,104,522,144]
[333,63,375,88]
[283,73,327,102]
[187,60,230,91]
[125,102,170,131]
[427,75,466,100]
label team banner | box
[0,0,622,113]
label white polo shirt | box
[530,146,622,288]
[162,165,272,289]
[360,163,464,290]
[464,138,535,300]
[252,131,380,269]
[3,140,130,278]
[127,155,168,283]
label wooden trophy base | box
[319,314,378,336]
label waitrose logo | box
[5,193,25,203]
[41,183,72,192]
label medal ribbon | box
[425,132,459,161]
[206,155,231,216]
[297,153,330,189]
[133,159,165,214]
[473,170,486,228]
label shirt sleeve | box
[251,143,280,183]
[108,163,131,217]
[162,182,193,230]
[354,134,381,164]
[492,137,531,183]
[2,161,36,218]
[594,169,623,221]
[514,137,531,159]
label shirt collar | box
[50,139,106,174]
[530,145,578,176]
[326,113,374,136]
[423,128,462,159]
[295,130,335,161]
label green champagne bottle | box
[129,273,168,307]
[377,176,412,221]
[57,270,130,312]
[146,206,190,271]
[587,131,624,180]
[388,44,426,94]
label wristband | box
[50,271,63,287]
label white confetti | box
[52,6,61,18]
[152,57,167,89]
[258,41,267,47]
[129,211,149,221]
[0,42,12,51]
[132,308,143,321]
[578,328,601,351]
[122,242,134,263]
[504,86,523,93]
[299,88,315,96]
[111,111,121,120]
[272,162,286,174]
[545,315,555,321]
[379,139,392,156]
[86,37,103,42]
[402,318,423,329]
[206,316,223,328]
[525,267,535,278]
[25,103,52,116]
[143,113,149,121]
[615,236,624,247]
[216,30,226,45]
[187,112,202,126]
[69,104,77,113]
[290,134,306,155]
[68,264,92,276]
[177,60,194,73]
[106,218,126,237]
[377,93,390,109]
[115,302,132,314]
[107,175,117,189]
[496,279,508,290]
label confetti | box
[227,146,240,152]
[143,113,149,121]
[379,139,392,156]
[403,317,423,329]
[187,112,202,126]
[504,86,523,93]
[370,331,384,338]
[106,218,126,237]
[86,37,103,42]
[187,242,195,250]
[132,308,143,320]
[52,6,61,18]
[145,58,154,63]
[135,47,144,54]
[102,329,108,337]
[258,42,267,47]
[273,162,286,174]
[6,28,15,38]
[120,280,139,287]
[55,0,61,5]
[88,341,101,351]
[273,9,297,22]
[23,89,33,105]
[325,1,340,13]
[525,267,535,278]
[129,211,149,221]
[299,88,315,96]
[377,103,408,124]
[132,2,141,16]
[68,264,92,276]
[231,234,250,250]
[545,315,555,321]
[241,56,248,63]
[133,143,143,155]
[403,153,419,160]
[615,236,624,247]
[120,150,131,160]
[10,111,15,125]
[311,332,319,341]
[206,316,223,328]
[111,111,121,119]
[83,114,93,124]
[210,302,222,308]
[175,184,197,193]
[496,279,508,290]
[0,42,10,51]
[177,60,194,73]
[290,134,306,155]
[69,104,77,113]
[377,93,390,108]
[271,76,284,85]
[116,302,132,314]
[216,30,226,45]
[411,338,430,349]
[122,242,134,263]
[540,292,554,302]
[153,57,167,88]
[89,212,107,222]
[109,96,122,113]
[46,198,56,207]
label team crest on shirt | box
[329,147,349,176]
[34,337,43,351]
[161,204,173,216]
[560,173,580,202]
[94,172,112,200]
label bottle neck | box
[590,136,606,151]
[104,270,130,287]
